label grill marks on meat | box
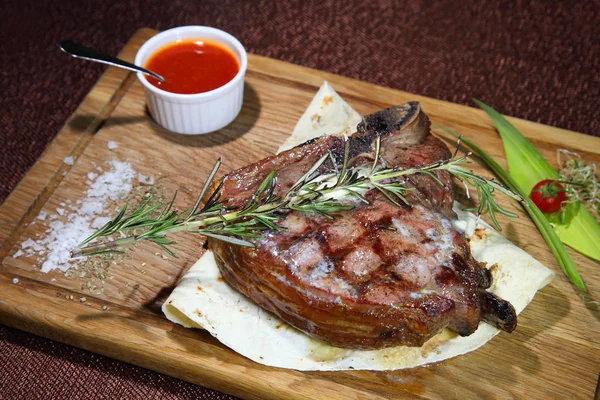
[209,102,517,349]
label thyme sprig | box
[71,138,523,258]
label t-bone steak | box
[209,102,517,350]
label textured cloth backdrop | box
[1,0,599,399]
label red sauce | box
[144,39,240,94]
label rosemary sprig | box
[438,126,587,291]
[435,158,520,229]
[71,138,523,258]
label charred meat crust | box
[480,292,517,333]
[209,103,517,349]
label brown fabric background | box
[1,0,599,398]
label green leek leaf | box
[554,209,600,260]
[473,100,558,192]
[473,99,600,262]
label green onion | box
[439,127,587,291]
[473,99,600,263]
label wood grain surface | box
[1,28,598,400]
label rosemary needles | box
[71,138,523,258]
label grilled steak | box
[209,102,517,350]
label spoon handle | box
[59,40,165,82]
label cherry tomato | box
[530,180,567,214]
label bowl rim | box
[134,25,248,100]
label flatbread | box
[277,81,362,153]
[162,83,554,371]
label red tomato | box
[530,180,567,213]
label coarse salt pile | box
[16,160,146,274]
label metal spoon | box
[59,39,165,82]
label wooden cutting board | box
[1,28,599,400]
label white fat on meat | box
[324,219,365,252]
[276,214,309,236]
[340,247,381,277]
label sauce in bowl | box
[144,39,240,94]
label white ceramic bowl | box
[135,26,247,135]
